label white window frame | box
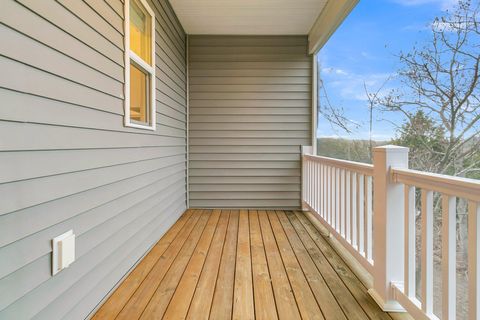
[124,0,156,131]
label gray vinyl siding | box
[188,35,312,209]
[0,0,187,319]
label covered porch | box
[3,0,480,319]
[93,209,395,319]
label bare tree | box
[317,77,358,134]
[363,76,391,160]
[378,3,480,316]
[382,0,480,177]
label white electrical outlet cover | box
[52,230,74,275]
[60,234,75,268]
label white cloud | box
[401,23,430,31]
[321,68,394,102]
[361,51,377,60]
[391,0,459,10]
[321,67,349,76]
[431,19,471,32]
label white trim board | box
[308,0,359,53]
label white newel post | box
[369,145,409,312]
[301,146,313,211]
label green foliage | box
[390,111,480,178]
[463,149,480,180]
[391,110,449,173]
[317,138,387,164]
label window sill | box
[124,121,156,131]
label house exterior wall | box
[188,35,312,208]
[0,0,187,319]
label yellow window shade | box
[130,62,150,124]
[130,0,152,65]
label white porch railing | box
[302,153,375,274]
[302,145,480,320]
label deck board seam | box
[274,210,328,319]
[185,209,227,318]
[248,210,256,320]
[283,210,350,319]
[266,210,303,317]
[289,211,368,319]
[110,209,199,320]
[163,209,221,318]
[201,209,231,319]
[253,209,279,319]
[230,210,240,320]
[144,209,217,319]
[233,209,255,319]
[208,209,239,319]
[264,209,303,318]
[134,209,210,319]
[268,210,325,319]
[294,211,392,320]
[92,209,194,320]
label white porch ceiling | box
[169,0,328,35]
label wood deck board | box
[249,210,278,320]
[285,211,371,320]
[276,210,347,320]
[139,209,216,319]
[293,211,392,320]
[258,210,302,320]
[209,210,239,320]
[233,209,255,320]
[91,209,194,320]
[186,210,230,320]
[94,209,393,320]
[114,210,205,320]
[162,209,222,319]
[267,210,324,320]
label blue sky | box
[317,0,459,140]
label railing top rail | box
[304,154,374,176]
[391,167,480,202]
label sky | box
[317,0,459,140]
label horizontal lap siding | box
[0,0,187,319]
[188,35,311,208]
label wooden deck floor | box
[92,209,393,320]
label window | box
[125,0,155,130]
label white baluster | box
[340,169,346,236]
[336,168,340,232]
[421,189,433,315]
[332,166,336,229]
[328,165,332,225]
[357,173,365,255]
[306,159,309,206]
[315,162,320,213]
[442,194,456,320]
[346,171,351,243]
[321,164,325,218]
[351,172,357,248]
[404,185,416,298]
[317,163,321,216]
[309,160,313,206]
[469,201,480,320]
[365,175,373,261]
[302,156,306,205]
[314,161,317,209]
